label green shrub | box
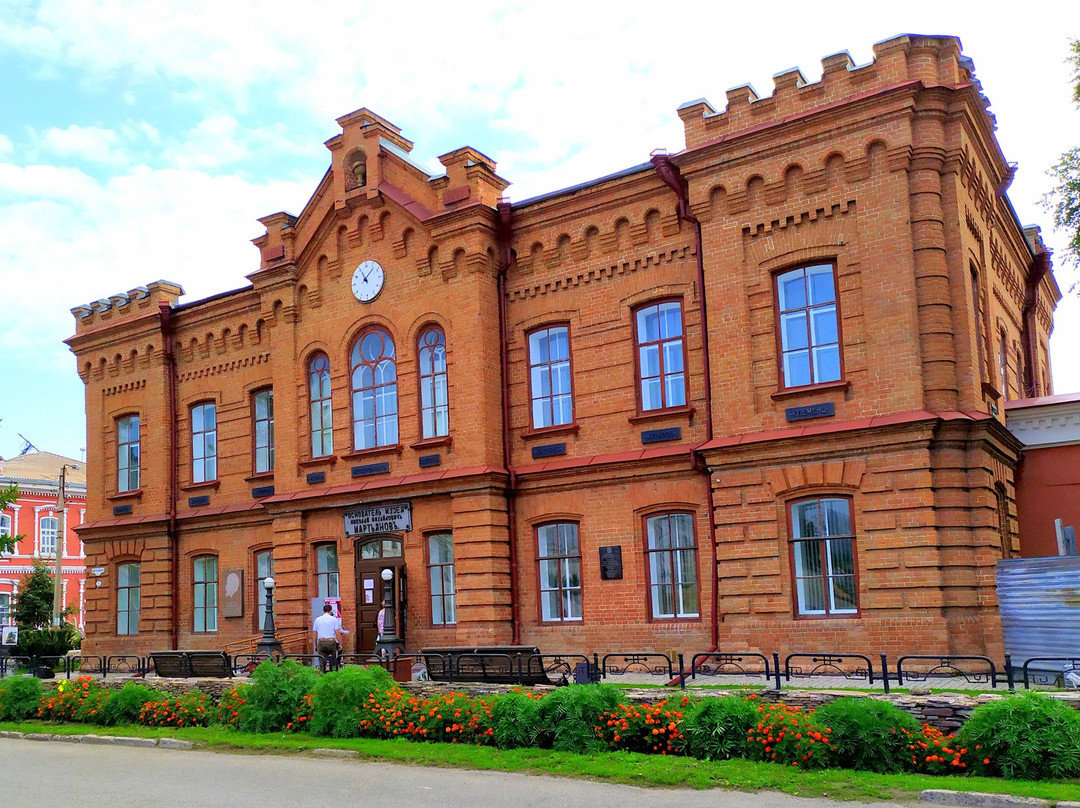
[37,676,109,723]
[98,682,168,726]
[813,696,920,773]
[745,701,838,770]
[681,695,759,761]
[237,659,320,734]
[139,691,214,728]
[309,665,398,738]
[534,684,626,752]
[491,690,545,748]
[0,675,43,721]
[13,625,80,659]
[958,692,1080,780]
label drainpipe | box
[159,302,179,650]
[1020,248,1050,397]
[496,201,520,645]
[650,153,721,650]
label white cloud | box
[41,124,128,164]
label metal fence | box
[1,647,1076,693]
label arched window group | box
[307,324,449,457]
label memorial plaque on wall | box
[344,502,412,536]
[221,568,244,618]
[599,546,623,580]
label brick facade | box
[66,35,1058,662]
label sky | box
[1,0,1078,462]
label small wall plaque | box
[599,546,623,580]
[188,495,210,507]
[221,569,244,618]
[785,402,835,422]
[112,504,133,516]
[306,471,326,484]
[344,502,412,536]
[418,454,442,468]
[641,427,681,444]
[531,442,566,460]
[352,462,390,478]
[251,485,275,499]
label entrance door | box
[354,535,405,655]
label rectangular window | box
[0,513,11,556]
[528,325,573,429]
[117,562,140,635]
[40,515,58,557]
[789,497,857,616]
[646,513,699,619]
[635,301,686,411]
[427,533,456,625]
[255,549,274,631]
[998,330,1009,398]
[0,593,11,626]
[191,402,217,484]
[253,389,275,473]
[776,264,841,389]
[537,523,582,622]
[316,544,339,599]
[971,270,987,384]
[117,415,140,493]
[193,556,218,632]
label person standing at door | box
[313,603,344,671]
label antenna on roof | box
[17,434,38,456]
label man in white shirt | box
[313,603,344,672]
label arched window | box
[418,327,448,439]
[350,329,398,449]
[309,353,333,457]
[193,555,218,633]
[788,497,857,616]
[634,301,686,411]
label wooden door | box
[354,535,405,654]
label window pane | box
[663,340,684,372]
[541,591,560,621]
[637,306,659,342]
[652,551,673,584]
[639,344,660,377]
[549,327,569,360]
[807,265,835,305]
[538,525,558,557]
[659,302,683,339]
[827,538,854,576]
[821,499,851,537]
[813,345,841,383]
[564,589,582,620]
[671,514,694,547]
[783,351,811,387]
[541,559,560,589]
[778,270,806,311]
[796,573,826,614]
[652,582,674,618]
[810,305,838,344]
[830,574,857,612]
[781,311,808,351]
[678,582,699,617]
[647,516,670,549]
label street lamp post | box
[255,576,283,658]
[52,464,75,627]
[374,567,403,659]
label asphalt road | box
[0,737,913,808]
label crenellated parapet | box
[677,34,986,151]
[69,281,184,335]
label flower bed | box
[3,663,1079,781]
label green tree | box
[1045,39,1080,267]
[13,559,59,630]
[0,484,22,554]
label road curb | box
[311,748,359,758]
[921,789,1054,807]
[0,731,191,750]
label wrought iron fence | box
[4,646,1077,694]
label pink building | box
[0,451,87,629]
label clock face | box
[351,260,385,302]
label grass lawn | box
[3,720,1079,802]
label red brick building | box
[0,451,87,630]
[67,35,1058,661]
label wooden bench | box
[420,646,554,685]
[148,650,232,678]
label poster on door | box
[363,578,375,604]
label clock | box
[351,260,385,302]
